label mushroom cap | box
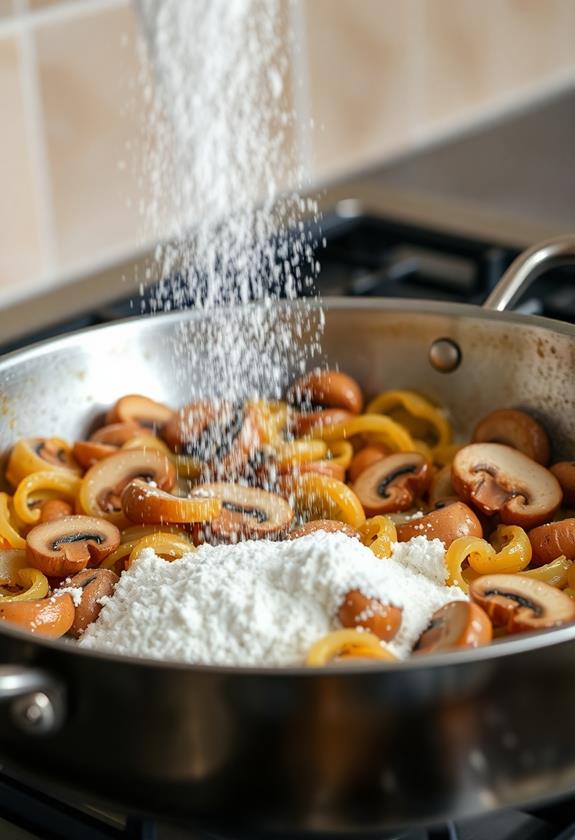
[73,440,117,470]
[192,482,293,541]
[351,452,431,516]
[396,501,482,547]
[452,443,562,528]
[550,462,575,507]
[26,515,121,577]
[472,409,550,465]
[415,601,492,653]
[338,589,402,642]
[347,444,390,484]
[286,369,364,414]
[528,519,575,565]
[62,568,119,637]
[79,449,176,527]
[291,408,354,437]
[106,394,173,429]
[90,422,141,446]
[469,573,575,633]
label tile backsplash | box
[1,0,575,298]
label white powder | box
[390,537,449,586]
[139,0,323,404]
[53,586,83,608]
[80,532,465,666]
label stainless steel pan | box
[0,237,574,836]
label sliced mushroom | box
[193,483,293,541]
[452,443,562,528]
[470,573,575,633]
[106,394,173,430]
[0,593,75,638]
[287,519,360,540]
[396,501,482,547]
[40,499,74,523]
[61,568,119,637]
[428,464,457,508]
[6,437,81,486]
[473,408,550,465]
[163,401,262,477]
[347,444,389,484]
[121,478,222,525]
[351,452,431,516]
[79,449,176,526]
[528,519,575,566]
[415,601,492,653]
[73,441,117,470]
[550,462,575,506]
[26,515,121,577]
[90,422,141,446]
[338,589,402,642]
[287,369,364,414]
[291,408,354,437]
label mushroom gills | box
[483,588,542,617]
[52,532,106,550]
[221,501,268,523]
[377,465,418,498]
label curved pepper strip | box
[326,440,353,469]
[14,471,81,525]
[127,532,195,569]
[274,440,327,469]
[524,555,571,588]
[430,442,463,468]
[289,473,366,529]
[366,390,452,448]
[0,493,26,550]
[0,550,27,584]
[6,437,79,488]
[122,435,172,455]
[246,400,288,445]
[0,567,49,602]
[312,415,415,453]
[359,516,397,559]
[306,629,396,666]
[446,526,532,592]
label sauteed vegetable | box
[1,369,574,665]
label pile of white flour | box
[80,532,465,666]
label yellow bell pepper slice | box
[366,390,452,448]
[127,532,195,569]
[247,400,289,445]
[524,555,572,588]
[306,629,396,666]
[446,526,532,592]
[0,550,27,584]
[431,442,463,468]
[6,437,80,487]
[289,473,366,529]
[274,439,328,469]
[0,568,49,602]
[0,493,26,550]
[359,516,397,559]
[313,415,414,453]
[327,440,354,469]
[13,471,81,525]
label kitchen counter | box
[2,84,575,346]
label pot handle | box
[483,234,575,312]
[0,665,65,735]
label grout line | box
[406,0,425,144]
[0,0,124,37]
[288,0,314,185]
[15,0,58,274]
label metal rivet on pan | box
[429,337,462,373]
[11,692,59,735]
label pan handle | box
[484,234,575,312]
[0,665,65,735]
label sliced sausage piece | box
[396,501,482,548]
[338,589,402,642]
[528,519,575,566]
[550,462,575,507]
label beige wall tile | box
[35,1,149,273]
[0,1,14,17]
[0,35,43,288]
[29,0,74,9]
[303,0,416,181]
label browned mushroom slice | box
[121,479,221,524]
[470,573,575,633]
[428,464,457,508]
[351,452,431,516]
[550,462,575,506]
[452,443,562,528]
[90,422,141,446]
[73,441,117,470]
[193,483,293,540]
[79,449,176,526]
[26,515,121,577]
[528,519,575,566]
[287,519,360,540]
[286,369,364,414]
[6,437,81,486]
[163,401,262,477]
[338,589,402,641]
[472,409,550,466]
[415,602,492,653]
[61,568,119,637]
[396,501,482,547]
[106,394,173,430]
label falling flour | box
[139,0,322,403]
[80,532,466,666]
